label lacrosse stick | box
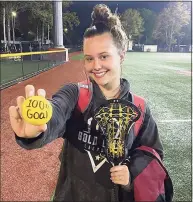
[94,99,141,202]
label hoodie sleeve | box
[15,83,79,150]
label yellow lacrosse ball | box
[22,96,53,126]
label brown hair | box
[84,4,128,53]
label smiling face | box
[83,32,124,89]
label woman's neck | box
[99,79,121,100]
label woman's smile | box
[92,70,108,78]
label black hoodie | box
[15,78,163,201]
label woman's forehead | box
[83,33,117,55]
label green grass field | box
[0,59,63,86]
[71,52,192,201]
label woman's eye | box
[100,55,108,60]
[85,57,93,62]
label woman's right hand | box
[9,85,48,138]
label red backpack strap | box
[131,93,146,136]
[77,79,93,113]
[136,145,162,162]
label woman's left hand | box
[110,165,130,186]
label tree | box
[23,1,79,44]
[0,1,80,50]
[0,2,32,51]
[153,1,190,51]
[27,2,53,43]
[138,8,157,44]
[62,11,80,44]
[178,22,191,46]
[121,9,144,42]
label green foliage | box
[27,1,79,32]
[0,2,31,27]
[178,22,191,45]
[153,2,191,51]
[0,1,80,41]
[121,9,144,41]
[138,8,157,44]
[63,11,80,31]
[0,1,31,16]
[28,2,53,25]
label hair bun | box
[84,4,128,52]
[91,4,112,25]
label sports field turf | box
[71,52,192,201]
[0,59,63,86]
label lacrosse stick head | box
[94,99,141,166]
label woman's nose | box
[93,59,101,70]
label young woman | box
[9,4,170,202]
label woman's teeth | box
[94,72,106,78]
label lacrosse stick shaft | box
[112,184,119,202]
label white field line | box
[158,119,191,123]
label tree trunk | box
[7,15,11,47]
[36,26,38,41]
[168,43,171,52]
[47,24,49,40]
[41,22,44,47]
[3,7,7,51]
[145,36,148,44]
[12,15,16,48]
[177,36,180,52]
[177,35,184,52]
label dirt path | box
[1,53,85,201]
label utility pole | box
[11,11,17,51]
[53,0,64,48]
